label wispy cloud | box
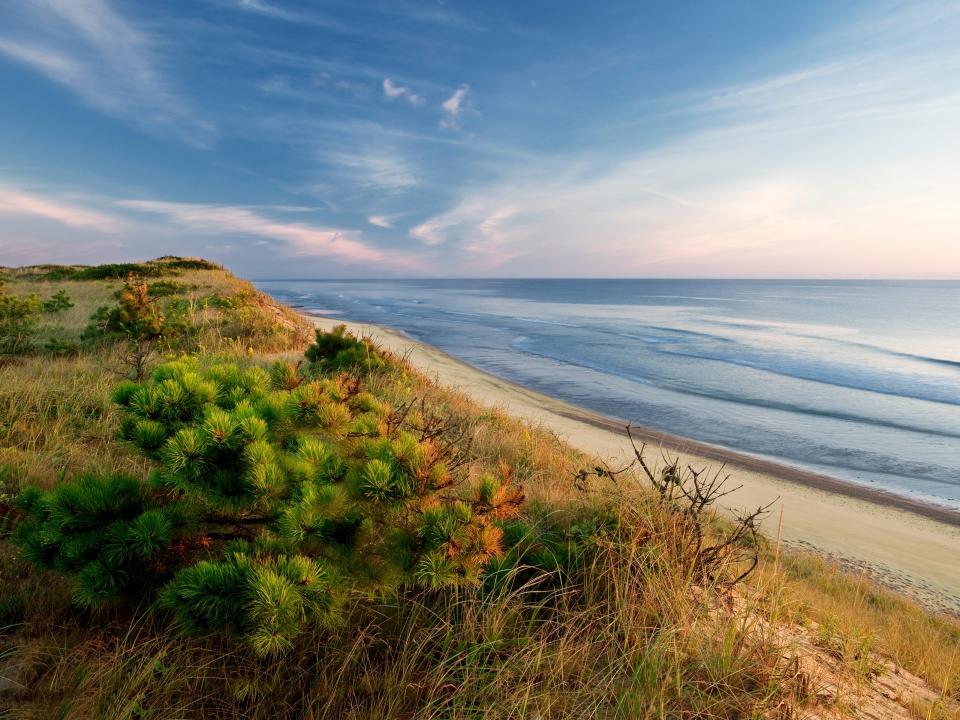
[313,71,371,99]
[367,215,395,228]
[439,84,471,129]
[409,216,447,245]
[234,0,300,22]
[0,0,215,146]
[0,185,118,231]
[382,77,424,106]
[404,3,960,277]
[327,150,418,191]
[116,200,419,268]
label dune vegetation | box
[0,258,958,719]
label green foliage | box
[0,287,42,354]
[83,276,190,379]
[145,280,188,298]
[41,289,74,313]
[43,337,83,357]
[269,359,303,391]
[83,276,168,343]
[161,550,338,656]
[15,355,526,655]
[152,257,220,271]
[11,473,172,606]
[305,324,386,372]
[21,265,82,281]
[74,263,168,280]
[11,258,218,282]
[44,337,82,357]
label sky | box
[0,0,959,278]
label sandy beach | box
[310,314,960,610]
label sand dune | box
[310,315,960,610]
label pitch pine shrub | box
[0,284,42,354]
[41,289,74,313]
[83,275,189,379]
[305,323,386,372]
[14,336,525,655]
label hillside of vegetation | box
[0,258,958,719]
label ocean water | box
[255,279,960,509]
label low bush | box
[153,257,221,271]
[83,276,189,379]
[43,337,82,357]
[75,263,169,280]
[0,288,42,354]
[41,289,74,313]
[148,280,190,297]
[305,323,386,372]
[13,352,525,655]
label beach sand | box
[310,315,960,610]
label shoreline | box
[554,407,960,529]
[306,312,960,609]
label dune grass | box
[1,259,958,719]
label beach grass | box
[1,259,958,718]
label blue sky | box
[1,0,958,278]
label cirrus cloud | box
[116,199,417,267]
[0,185,118,231]
[0,0,215,147]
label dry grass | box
[0,349,150,490]
[754,552,960,698]
[3,262,310,354]
[2,505,804,719]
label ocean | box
[255,279,960,510]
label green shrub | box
[12,473,171,607]
[13,356,525,655]
[0,289,42,354]
[9,258,216,282]
[43,337,82,357]
[74,263,167,280]
[306,324,386,372]
[83,277,190,379]
[25,265,81,281]
[147,280,188,298]
[41,289,74,313]
[151,258,220,271]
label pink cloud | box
[0,186,118,231]
[117,200,419,268]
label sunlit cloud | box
[382,78,424,106]
[407,4,960,277]
[439,84,471,129]
[116,199,419,268]
[0,185,118,232]
[1,1,958,277]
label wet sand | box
[309,314,960,610]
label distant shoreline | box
[304,310,960,609]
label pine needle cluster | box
[304,323,386,372]
[13,327,525,655]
